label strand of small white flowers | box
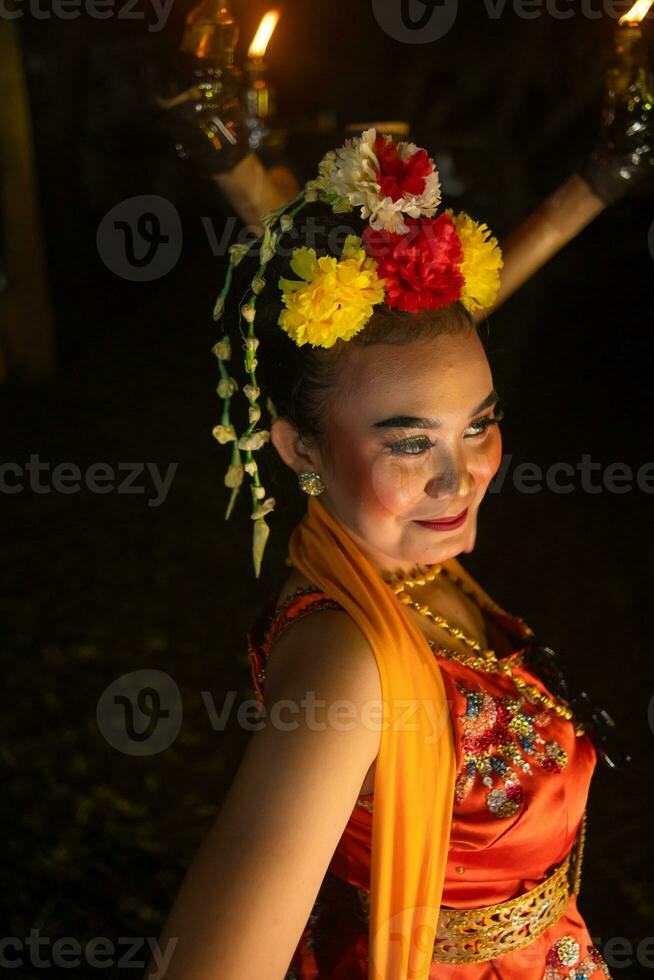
[236,226,277,577]
[258,187,306,232]
[212,242,258,525]
[211,191,309,576]
[237,197,312,576]
[254,197,309,428]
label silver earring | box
[298,471,325,496]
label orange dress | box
[247,581,612,980]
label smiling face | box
[305,326,503,574]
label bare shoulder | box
[265,578,382,718]
[264,568,381,703]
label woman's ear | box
[270,417,321,475]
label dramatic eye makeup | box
[388,435,436,457]
[463,402,504,438]
[373,390,503,456]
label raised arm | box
[144,609,382,980]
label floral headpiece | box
[211,128,503,577]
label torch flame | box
[248,9,281,59]
[619,0,653,25]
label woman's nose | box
[425,448,473,499]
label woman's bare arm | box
[144,610,382,980]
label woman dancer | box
[146,129,612,980]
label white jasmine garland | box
[260,227,278,264]
[213,296,225,321]
[212,338,231,360]
[251,497,275,519]
[217,377,239,398]
[212,424,237,444]
[224,463,244,488]
[228,243,250,266]
[238,430,270,451]
[243,384,261,402]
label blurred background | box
[1,1,653,976]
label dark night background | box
[1,1,653,977]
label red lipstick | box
[413,507,468,531]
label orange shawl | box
[288,496,457,980]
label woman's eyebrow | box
[372,389,499,430]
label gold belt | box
[337,810,587,966]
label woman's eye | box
[389,437,433,456]
[464,406,504,438]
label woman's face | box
[316,328,503,575]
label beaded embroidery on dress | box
[544,936,611,978]
[246,576,611,979]
[455,683,569,819]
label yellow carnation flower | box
[277,234,386,349]
[447,210,503,314]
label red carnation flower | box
[374,135,432,202]
[363,214,464,313]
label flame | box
[619,0,652,25]
[248,9,281,59]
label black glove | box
[580,34,654,205]
[157,62,250,177]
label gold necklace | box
[383,563,574,722]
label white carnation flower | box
[307,128,442,235]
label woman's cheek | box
[480,428,503,490]
[369,453,429,517]
[331,445,388,516]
